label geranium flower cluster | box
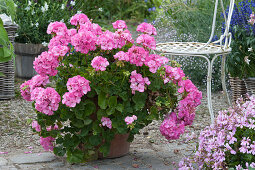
[62,75,91,107]
[32,87,61,115]
[101,117,112,129]
[125,115,137,125]
[160,66,202,140]
[179,96,255,169]
[40,136,55,151]
[33,51,59,76]
[91,56,109,71]
[129,70,151,94]
[20,75,49,101]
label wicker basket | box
[0,24,17,99]
[229,76,247,103]
[244,78,255,96]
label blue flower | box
[144,0,148,2]
[152,7,156,11]
[148,8,152,12]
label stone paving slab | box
[1,150,176,170]
[0,157,8,166]
[9,152,56,164]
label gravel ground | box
[0,78,230,169]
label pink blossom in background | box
[112,20,127,29]
[125,115,137,125]
[70,13,90,26]
[101,117,112,129]
[130,70,150,94]
[66,75,91,96]
[144,54,169,73]
[136,22,157,35]
[136,34,156,50]
[79,22,102,36]
[20,75,49,101]
[91,56,109,71]
[97,30,118,50]
[127,46,149,67]
[32,120,41,132]
[49,45,69,57]
[40,136,55,151]
[31,87,44,101]
[30,75,50,90]
[47,21,67,36]
[71,30,97,54]
[48,35,70,49]
[163,65,185,84]
[248,12,255,25]
[20,80,32,101]
[34,87,61,115]
[113,51,129,61]
[33,51,59,76]
[160,113,185,140]
[117,29,134,44]
[46,124,59,131]
[62,92,81,107]
[67,28,77,37]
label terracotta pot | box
[14,43,47,78]
[98,133,130,159]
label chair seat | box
[156,42,231,55]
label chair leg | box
[221,54,231,106]
[207,59,214,124]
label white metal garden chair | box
[155,0,235,124]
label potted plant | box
[14,0,76,78]
[225,1,255,100]
[20,13,202,163]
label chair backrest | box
[199,0,235,50]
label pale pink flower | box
[125,115,137,125]
[47,21,67,36]
[137,22,157,35]
[62,92,81,107]
[113,51,129,61]
[40,136,55,151]
[33,51,59,76]
[32,120,41,132]
[112,20,127,29]
[70,13,90,26]
[91,56,109,71]
[136,34,156,50]
[101,117,112,129]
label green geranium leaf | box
[98,92,107,109]
[89,135,102,146]
[84,118,93,125]
[106,108,115,115]
[84,100,96,116]
[67,149,84,163]
[97,109,106,120]
[72,119,84,128]
[79,128,89,137]
[53,146,66,157]
[132,92,147,111]
[108,96,117,108]
[116,104,124,112]
[99,142,110,157]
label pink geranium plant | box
[20,13,202,163]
